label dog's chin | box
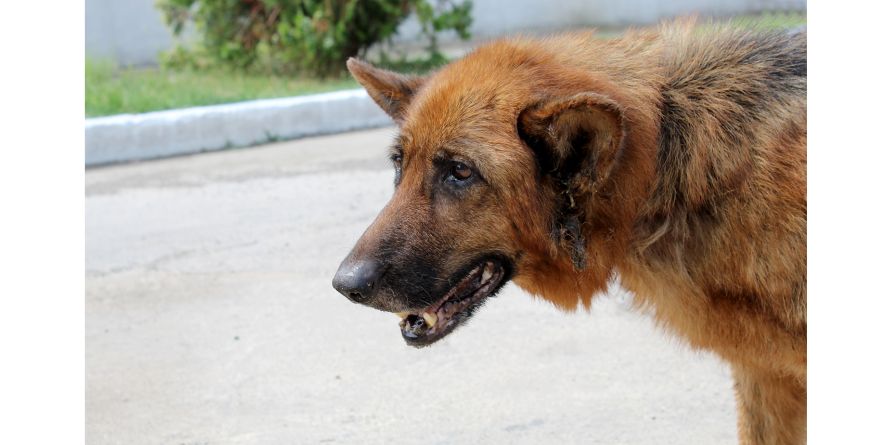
[395,257,510,348]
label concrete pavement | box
[86,127,737,444]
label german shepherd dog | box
[332,22,806,444]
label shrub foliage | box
[157,0,472,76]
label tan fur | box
[343,22,806,444]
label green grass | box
[85,59,358,117]
[711,11,806,30]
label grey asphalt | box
[86,127,737,444]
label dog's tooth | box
[422,311,438,327]
[481,267,492,283]
[396,312,409,319]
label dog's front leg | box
[732,365,807,445]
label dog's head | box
[332,44,655,347]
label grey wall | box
[86,0,178,66]
[86,0,806,66]
[461,0,805,37]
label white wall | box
[86,0,806,66]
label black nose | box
[332,259,384,303]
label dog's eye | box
[391,154,403,185]
[449,162,473,181]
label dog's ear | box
[347,58,425,124]
[517,92,626,270]
[517,92,626,187]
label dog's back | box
[606,26,808,366]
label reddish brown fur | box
[344,21,806,444]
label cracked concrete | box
[87,127,737,444]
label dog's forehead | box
[396,122,503,167]
[393,38,554,158]
[392,52,537,176]
[398,91,508,161]
[402,96,478,151]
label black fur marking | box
[656,92,690,208]
[655,30,807,214]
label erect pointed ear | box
[517,92,627,270]
[517,92,626,187]
[347,58,425,124]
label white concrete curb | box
[85,88,390,166]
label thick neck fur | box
[503,25,806,314]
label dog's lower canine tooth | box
[481,268,492,282]
[396,312,409,319]
[422,311,437,327]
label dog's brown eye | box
[450,163,472,181]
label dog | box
[332,22,806,444]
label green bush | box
[157,0,472,77]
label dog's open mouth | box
[396,259,507,347]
